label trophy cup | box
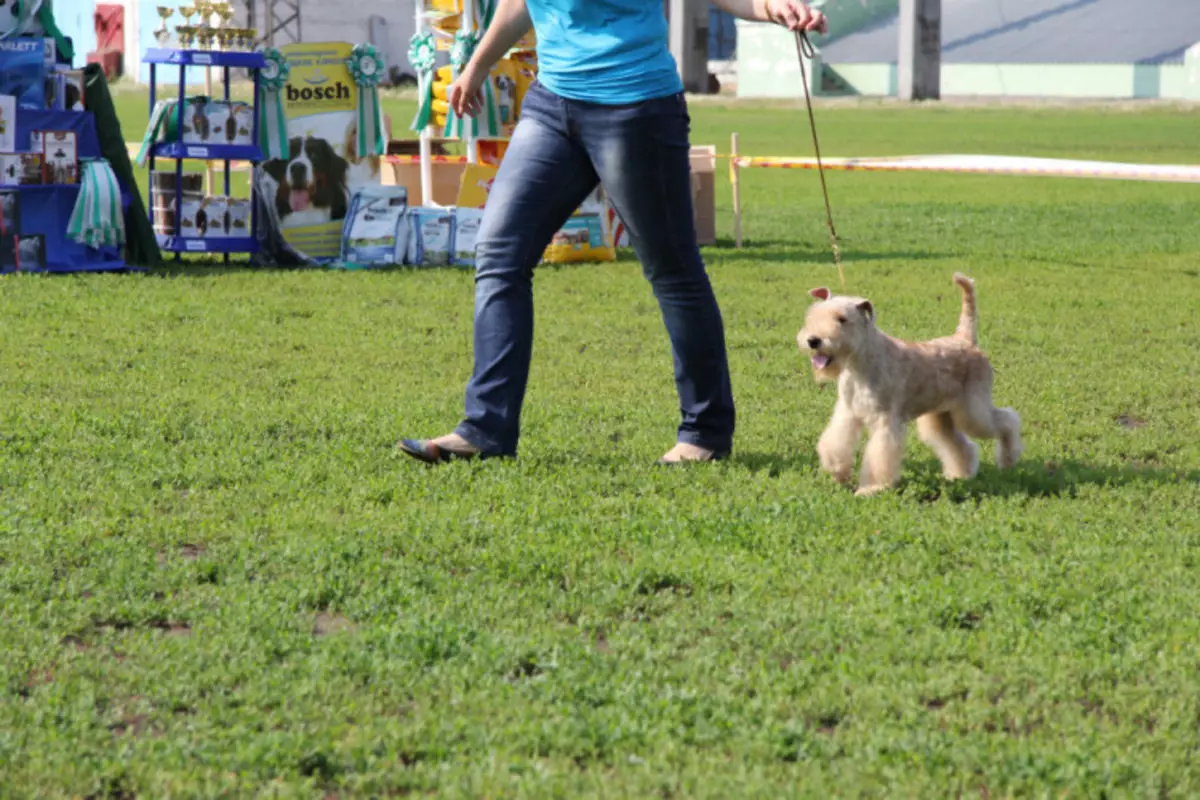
[179,4,195,26]
[155,7,175,47]
[216,29,236,51]
[195,26,214,51]
[176,25,196,49]
[216,3,235,29]
[196,0,216,29]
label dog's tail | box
[952,272,978,345]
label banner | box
[259,42,386,262]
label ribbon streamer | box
[67,159,125,249]
[257,48,290,160]
[441,29,500,139]
[347,43,387,158]
[408,32,437,133]
[476,0,496,31]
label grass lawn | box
[2,89,1199,796]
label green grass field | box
[2,90,1200,796]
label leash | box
[794,31,845,289]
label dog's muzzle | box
[805,337,832,370]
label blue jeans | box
[455,81,735,456]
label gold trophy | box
[196,0,216,29]
[213,4,234,49]
[195,25,214,51]
[176,25,196,49]
[178,4,195,26]
[155,7,175,46]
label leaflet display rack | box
[143,48,266,260]
[411,0,523,205]
[3,108,129,274]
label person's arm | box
[712,0,828,32]
[450,0,532,117]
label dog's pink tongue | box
[811,353,831,370]
[290,190,309,212]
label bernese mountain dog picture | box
[263,135,350,227]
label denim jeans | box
[455,81,735,456]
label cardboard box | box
[381,140,463,207]
[380,141,717,246]
[690,145,717,247]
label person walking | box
[400,0,828,465]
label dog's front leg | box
[817,400,863,485]
[856,417,906,497]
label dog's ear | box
[857,300,875,321]
[809,287,830,301]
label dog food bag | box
[180,97,213,145]
[407,207,455,267]
[542,214,616,265]
[542,186,617,264]
[340,186,410,268]
[228,103,254,146]
[204,196,228,238]
[177,195,205,238]
[453,207,484,268]
[226,198,251,238]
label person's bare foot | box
[397,433,482,463]
[656,442,729,465]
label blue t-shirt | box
[525,0,684,104]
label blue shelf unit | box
[144,49,267,261]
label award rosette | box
[257,47,290,159]
[408,32,437,132]
[347,43,386,158]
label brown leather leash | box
[794,30,845,289]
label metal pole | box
[417,0,433,205]
[463,0,476,165]
[669,0,686,86]
[898,0,941,101]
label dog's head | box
[288,136,347,214]
[798,287,875,382]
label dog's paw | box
[826,467,853,485]
[945,441,981,480]
[854,484,890,498]
[997,436,1024,469]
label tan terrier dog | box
[799,273,1023,496]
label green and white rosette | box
[257,47,290,160]
[408,32,436,133]
[347,43,386,158]
[67,159,125,249]
[442,29,501,139]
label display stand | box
[4,110,129,274]
[412,0,518,205]
[143,48,265,260]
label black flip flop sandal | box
[397,438,481,464]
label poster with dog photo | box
[258,42,387,262]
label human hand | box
[764,0,828,34]
[447,65,487,118]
